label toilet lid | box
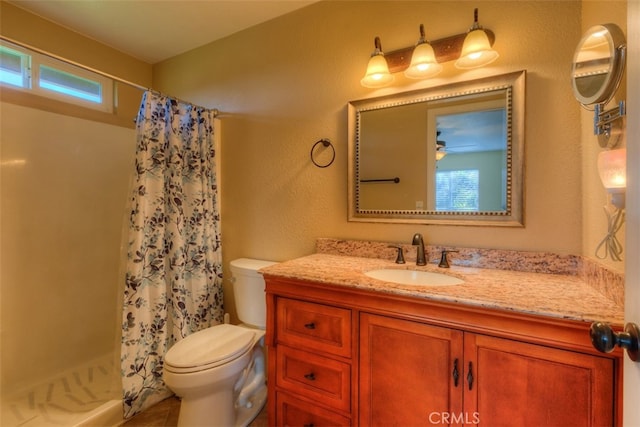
[164,324,255,372]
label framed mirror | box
[571,23,626,107]
[348,71,525,226]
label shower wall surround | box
[0,103,135,392]
[0,1,151,407]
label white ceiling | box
[7,0,316,64]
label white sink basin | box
[365,269,464,286]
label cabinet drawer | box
[276,392,351,427]
[276,297,351,358]
[276,346,351,412]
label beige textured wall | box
[152,1,599,317]
[579,1,627,273]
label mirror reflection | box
[571,24,626,107]
[432,105,507,212]
[348,71,525,226]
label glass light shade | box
[404,42,443,79]
[598,148,626,191]
[435,150,447,161]
[598,148,626,208]
[455,29,499,69]
[361,54,394,88]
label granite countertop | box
[261,253,624,324]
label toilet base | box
[236,384,267,427]
[176,384,266,427]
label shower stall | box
[1,102,135,426]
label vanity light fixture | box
[360,37,394,88]
[404,24,443,79]
[454,8,500,69]
[597,148,626,209]
[360,8,497,88]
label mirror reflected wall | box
[349,71,525,226]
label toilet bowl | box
[162,258,276,427]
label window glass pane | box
[39,65,102,103]
[436,170,479,211]
[0,46,29,88]
[435,173,452,210]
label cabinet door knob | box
[304,322,316,330]
[590,321,639,362]
[304,372,316,381]
[452,358,460,387]
[466,362,474,390]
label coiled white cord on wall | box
[595,204,625,261]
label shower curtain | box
[120,91,224,418]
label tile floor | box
[122,396,268,427]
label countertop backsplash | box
[316,237,624,306]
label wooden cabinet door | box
[359,313,464,427]
[465,333,616,427]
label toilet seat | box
[164,324,256,374]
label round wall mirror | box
[571,23,626,107]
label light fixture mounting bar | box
[385,30,495,74]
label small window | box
[436,169,480,211]
[0,41,113,113]
[39,65,103,103]
[0,45,30,88]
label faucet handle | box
[388,245,406,264]
[438,250,459,268]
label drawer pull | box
[304,322,316,330]
[304,424,315,427]
[304,372,316,381]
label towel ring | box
[310,138,335,168]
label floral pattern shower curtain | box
[121,91,224,418]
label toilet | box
[163,258,276,427]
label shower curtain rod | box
[0,35,219,116]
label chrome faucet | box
[411,233,426,266]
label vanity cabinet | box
[265,276,622,427]
[360,313,615,427]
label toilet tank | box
[229,258,277,329]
